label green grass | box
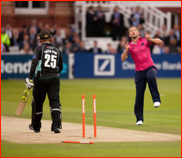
[1,79,181,157]
[1,140,181,157]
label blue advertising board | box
[74,53,181,78]
[1,54,69,79]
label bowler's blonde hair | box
[128,26,139,33]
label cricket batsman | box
[121,26,162,125]
[25,30,63,133]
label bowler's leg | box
[147,67,161,104]
[134,72,147,122]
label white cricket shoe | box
[154,102,160,108]
[136,120,143,125]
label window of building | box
[15,1,49,15]
[32,1,46,8]
[15,1,28,8]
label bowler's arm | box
[121,49,129,61]
[149,38,163,45]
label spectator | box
[139,13,145,25]
[68,28,77,44]
[5,22,13,42]
[38,22,43,32]
[89,40,102,53]
[49,24,57,36]
[95,6,105,37]
[110,6,124,40]
[129,6,145,26]
[27,19,41,36]
[54,29,66,48]
[28,27,37,50]
[161,25,168,38]
[71,37,81,52]
[20,43,33,55]
[76,41,87,52]
[117,40,126,53]
[86,6,97,37]
[105,43,117,54]
[44,23,50,31]
[18,25,28,43]
[138,24,145,38]
[154,30,162,40]
[35,34,41,48]
[120,36,128,43]
[173,24,181,46]
[1,27,10,51]
[152,41,165,54]
[165,29,177,45]
[1,43,7,52]
[62,42,73,54]
[11,29,19,47]
[158,41,166,54]
[178,47,181,53]
[51,37,56,47]
[164,46,170,54]
[167,38,179,53]
[19,34,29,50]
[43,23,56,36]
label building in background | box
[1,1,74,36]
[1,1,181,37]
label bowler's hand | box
[125,42,130,51]
[145,32,151,41]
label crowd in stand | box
[85,5,181,54]
[1,6,181,55]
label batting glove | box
[25,78,34,89]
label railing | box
[75,1,172,40]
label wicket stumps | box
[82,94,97,138]
[82,94,85,138]
[93,94,97,137]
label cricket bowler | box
[121,26,162,125]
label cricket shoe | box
[154,102,160,108]
[29,124,40,133]
[34,130,40,133]
[54,128,61,133]
[51,124,62,131]
[29,124,33,130]
[136,120,143,125]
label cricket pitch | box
[1,116,181,144]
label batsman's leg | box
[31,99,44,132]
[29,99,36,130]
[48,77,61,133]
[32,78,47,132]
[50,103,62,131]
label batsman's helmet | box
[38,30,52,40]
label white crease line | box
[32,138,59,139]
[155,133,181,140]
[2,137,21,142]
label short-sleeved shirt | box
[29,43,63,79]
[127,37,155,71]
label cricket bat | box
[15,89,30,116]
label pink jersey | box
[127,37,155,71]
